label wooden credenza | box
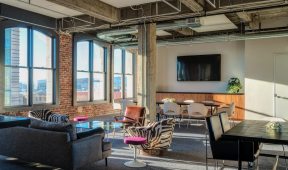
[156,92,245,120]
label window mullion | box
[103,47,107,100]
[28,28,33,106]
[122,49,126,99]
[89,41,94,101]
[52,37,56,104]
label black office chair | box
[205,115,260,169]
[219,112,262,153]
[218,111,231,133]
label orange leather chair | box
[114,106,146,127]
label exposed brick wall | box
[5,33,114,119]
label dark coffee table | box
[0,115,30,129]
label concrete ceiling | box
[99,0,160,8]
[0,0,83,18]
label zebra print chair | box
[28,109,69,123]
[126,118,175,151]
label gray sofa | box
[0,126,111,170]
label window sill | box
[74,100,111,107]
[1,104,59,113]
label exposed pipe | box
[219,0,285,9]
[60,0,288,33]
[112,0,182,27]
[111,0,287,28]
[96,19,202,42]
[1,16,55,30]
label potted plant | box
[161,98,176,103]
[227,77,242,93]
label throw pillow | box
[28,110,69,123]
[30,118,77,141]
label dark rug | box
[0,115,287,170]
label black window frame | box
[113,48,136,101]
[73,35,110,106]
[0,21,59,111]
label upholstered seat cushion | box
[73,116,89,122]
[124,137,147,145]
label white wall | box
[156,37,288,120]
[157,41,245,93]
[245,37,288,119]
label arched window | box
[4,27,56,106]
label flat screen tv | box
[177,54,221,81]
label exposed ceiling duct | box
[97,15,237,43]
[117,29,288,47]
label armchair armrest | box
[114,115,135,122]
[127,125,153,140]
[72,134,103,169]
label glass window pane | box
[93,44,104,72]
[125,51,133,74]
[33,30,52,68]
[5,28,27,67]
[93,73,105,100]
[77,72,90,101]
[125,75,134,98]
[113,74,122,99]
[77,41,89,71]
[114,49,122,73]
[5,67,29,106]
[33,69,53,104]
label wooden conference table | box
[222,120,288,169]
[156,101,220,115]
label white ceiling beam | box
[47,0,120,23]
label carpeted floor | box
[0,115,287,170]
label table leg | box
[238,139,242,170]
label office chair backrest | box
[188,103,208,116]
[206,115,223,142]
[219,112,231,133]
[163,102,181,115]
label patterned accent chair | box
[28,109,69,123]
[126,118,175,155]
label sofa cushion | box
[77,127,105,139]
[30,118,77,141]
[28,110,69,123]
